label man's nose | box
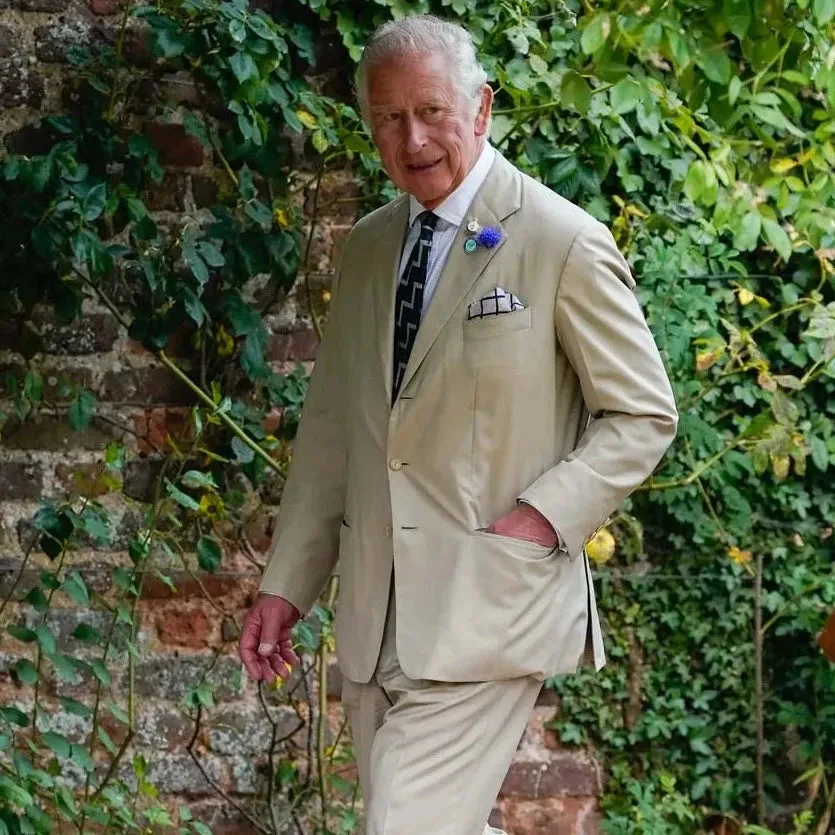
[403,115,427,153]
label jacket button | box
[385,524,393,536]
[389,459,403,471]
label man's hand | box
[486,503,559,548]
[239,593,302,683]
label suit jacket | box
[259,151,678,684]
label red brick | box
[820,608,835,661]
[142,174,187,212]
[141,572,248,601]
[89,0,120,13]
[500,752,602,799]
[268,328,319,362]
[499,797,599,835]
[100,366,192,405]
[156,606,213,648]
[147,123,204,167]
[134,408,191,454]
[54,462,114,498]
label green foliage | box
[305,0,835,831]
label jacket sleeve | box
[517,220,678,558]
[258,266,350,613]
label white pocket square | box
[467,287,525,320]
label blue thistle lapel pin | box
[464,217,503,253]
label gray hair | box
[355,15,488,123]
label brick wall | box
[0,1,602,830]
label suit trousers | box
[342,590,542,835]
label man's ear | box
[474,84,494,137]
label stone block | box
[1,416,123,452]
[22,608,130,653]
[134,701,193,748]
[120,751,224,795]
[146,123,204,168]
[35,20,95,64]
[0,462,44,500]
[0,57,45,109]
[268,327,319,362]
[192,175,219,208]
[0,0,69,10]
[142,174,188,212]
[41,314,120,355]
[134,653,244,702]
[123,457,165,503]
[208,704,298,756]
[99,366,192,404]
[0,24,14,58]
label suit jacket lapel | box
[396,152,522,399]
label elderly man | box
[240,15,677,834]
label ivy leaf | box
[7,624,36,643]
[198,241,225,267]
[0,776,33,809]
[610,78,644,115]
[814,0,835,24]
[733,212,761,251]
[82,183,107,222]
[36,623,57,655]
[560,71,591,115]
[230,51,258,84]
[245,200,273,228]
[0,706,29,727]
[762,218,792,261]
[581,13,610,54]
[184,239,210,285]
[61,572,90,605]
[697,49,732,84]
[12,659,39,686]
[182,110,211,148]
[24,370,43,405]
[69,389,96,431]
[182,470,218,489]
[229,18,246,42]
[724,0,752,36]
[196,535,222,572]
[41,731,71,759]
[248,14,278,41]
[231,435,255,464]
[182,287,208,327]
[165,478,201,511]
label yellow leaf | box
[586,527,616,565]
[771,454,790,480]
[754,295,771,308]
[273,207,291,229]
[738,288,755,306]
[216,324,234,357]
[296,109,317,129]
[727,546,752,565]
[696,347,723,371]
[770,158,797,174]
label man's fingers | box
[239,610,265,680]
[256,601,285,657]
[279,638,300,667]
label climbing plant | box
[1,0,835,831]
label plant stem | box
[754,549,765,826]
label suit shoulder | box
[517,169,598,237]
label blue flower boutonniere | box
[464,219,503,253]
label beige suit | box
[260,151,676,832]
[260,151,677,682]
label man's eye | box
[383,112,400,124]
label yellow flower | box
[738,288,755,306]
[322,290,332,303]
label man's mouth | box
[407,158,443,172]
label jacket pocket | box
[473,528,556,562]
[464,306,532,340]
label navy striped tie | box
[393,211,438,403]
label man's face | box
[366,51,493,209]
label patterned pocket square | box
[467,287,525,320]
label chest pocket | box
[463,306,533,366]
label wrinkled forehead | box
[366,51,460,111]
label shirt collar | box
[408,143,496,229]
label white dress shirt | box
[398,143,496,315]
